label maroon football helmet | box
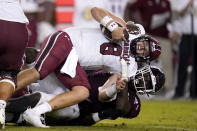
[130,65,165,95]
[130,35,161,62]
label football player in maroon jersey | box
[5,65,165,126]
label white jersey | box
[30,73,70,96]
[63,27,138,77]
[0,0,28,23]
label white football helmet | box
[130,35,161,62]
[130,65,165,95]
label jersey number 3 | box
[100,43,122,56]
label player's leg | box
[0,19,28,129]
[0,71,19,129]
[0,78,15,129]
[22,64,90,128]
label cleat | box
[0,105,5,129]
[22,108,49,128]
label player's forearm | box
[91,7,107,23]
[116,85,131,115]
[105,10,126,27]
[123,4,132,22]
[16,67,40,91]
[98,74,119,102]
[91,7,126,28]
[99,88,115,102]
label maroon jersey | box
[128,0,171,38]
[34,31,90,90]
[79,71,141,119]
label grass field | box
[3,100,197,131]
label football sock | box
[0,100,6,108]
[32,102,52,115]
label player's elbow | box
[79,87,90,101]
[91,7,102,19]
[91,7,98,15]
[83,88,90,100]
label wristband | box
[106,83,118,98]
[0,100,6,108]
[107,21,118,32]
[100,16,113,26]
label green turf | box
[4,100,197,131]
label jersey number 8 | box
[100,43,122,56]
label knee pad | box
[0,70,18,89]
[0,79,15,89]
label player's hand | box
[116,75,127,91]
[111,27,127,43]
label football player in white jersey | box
[15,7,161,128]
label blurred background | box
[20,0,197,100]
